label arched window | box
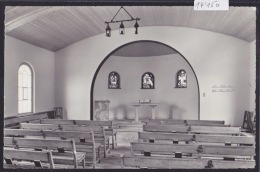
[176,69,187,88]
[108,71,120,89]
[142,72,154,89]
[18,63,33,114]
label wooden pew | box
[138,132,255,146]
[130,142,255,160]
[146,119,225,125]
[41,119,118,149]
[20,123,60,130]
[190,126,241,135]
[145,121,230,127]
[143,124,241,135]
[138,132,194,144]
[122,138,255,169]
[61,125,110,158]
[186,120,225,125]
[4,129,100,168]
[21,123,109,158]
[4,148,55,169]
[143,124,189,133]
[4,137,85,169]
[186,123,230,127]
[145,119,186,124]
[194,134,255,146]
[121,155,255,169]
[4,111,52,129]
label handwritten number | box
[195,0,222,10]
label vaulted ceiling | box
[5,6,256,52]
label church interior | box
[3,6,258,169]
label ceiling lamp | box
[105,23,111,37]
[105,6,140,37]
[119,21,125,34]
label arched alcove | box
[91,40,200,120]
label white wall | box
[249,40,256,112]
[55,26,252,126]
[94,54,199,120]
[5,36,55,117]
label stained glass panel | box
[108,71,120,89]
[177,70,187,88]
[142,72,154,89]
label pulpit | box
[94,100,110,121]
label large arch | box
[90,40,200,120]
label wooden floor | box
[93,131,137,169]
[62,131,137,169]
[55,146,129,169]
[95,145,130,169]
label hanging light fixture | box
[119,22,125,34]
[134,19,139,34]
[105,6,140,37]
[105,23,111,37]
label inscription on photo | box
[194,0,229,11]
[211,84,236,92]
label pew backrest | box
[186,120,225,125]
[130,142,255,157]
[41,119,74,125]
[138,132,194,143]
[145,120,186,125]
[41,119,113,128]
[121,155,255,169]
[20,123,60,131]
[139,132,255,146]
[144,124,241,135]
[143,124,189,133]
[4,111,51,128]
[4,148,55,169]
[4,137,76,151]
[61,125,106,137]
[190,126,241,135]
[186,123,230,127]
[61,125,107,146]
[194,134,255,146]
[75,120,113,127]
[146,119,224,125]
[145,121,230,127]
[4,129,94,142]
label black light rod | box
[105,18,140,24]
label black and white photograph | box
[1,1,259,170]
